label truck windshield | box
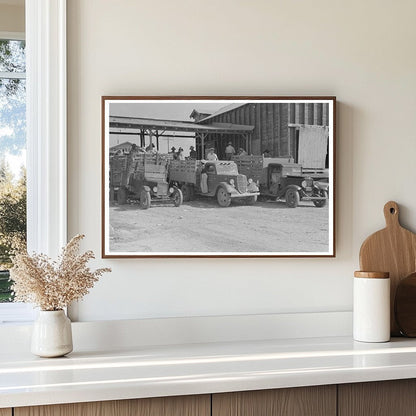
[215,163,239,175]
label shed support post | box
[201,133,205,159]
[148,129,153,148]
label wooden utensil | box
[359,201,416,336]
[395,272,416,337]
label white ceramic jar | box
[353,271,390,343]
[31,310,73,357]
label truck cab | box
[199,161,260,207]
[264,163,328,208]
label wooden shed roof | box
[109,141,133,150]
[197,103,246,123]
[109,116,253,134]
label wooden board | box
[0,409,12,416]
[109,155,129,187]
[394,272,416,336]
[212,386,336,416]
[15,395,210,416]
[232,155,264,183]
[359,201,416,335]
[169,160,198,184]
[338,380,416,416]
[298,125,328,169]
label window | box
[0,34,34,322]
[0,1,67,324]
[0,37,26,301]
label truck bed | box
[169,160,200,184]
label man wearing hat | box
[225,141,235,160]
[206,147,218,161]
[177,147,185,160]
[145,143,156,153]
[170,146,178,159]
[189,145,197,159]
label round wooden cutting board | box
[359,201,416,336]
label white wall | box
[67,0,416,322]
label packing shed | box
[194,102,330,169]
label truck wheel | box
[140,190,151,209]
[172,188,183,207]
[313,190,328,208]
[181,184,194,202]
[217,187,231,207]
[117,187,127,205]
[285,188,300,208]
[245,195,257,205]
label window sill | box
[0,303,36,324]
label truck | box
[232,155,329,208]
[109,151,183,209]
[168,159,260,207]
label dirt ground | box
[109,196,329,254]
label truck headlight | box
[229,179,235,186]
[153,186,158,193]
[248,178,253,184]
[169,187,174,194]
[302,178,313,188]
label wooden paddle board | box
[359,201,416,336]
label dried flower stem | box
[10,234,111,310]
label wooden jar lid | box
[354,271,390,279]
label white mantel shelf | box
[2,336,416,409]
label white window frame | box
[0,0,67,324]
[26,0,67,256]
[0,31,31,323]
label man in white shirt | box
[206,148,218,161]
[177,147,185,160]
[225,142,235,160]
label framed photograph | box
[102,96,336,258]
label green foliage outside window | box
[0,163,26,302]
[0,39,27,302]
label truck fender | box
[143,185,151,192]
[286,184,302,192]
[217,182,235,194]
[315,181,329,191]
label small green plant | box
[0,270,13,303]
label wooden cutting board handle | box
[359,201,416,336]
[383,201,400,229]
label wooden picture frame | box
[102,96,336,258]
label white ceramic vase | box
[31,310,73,357]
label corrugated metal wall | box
[202,103,329,159]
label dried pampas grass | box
[10,234,111,311]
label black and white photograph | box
[102,97,335,257]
